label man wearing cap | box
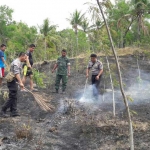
[86,54,103,99]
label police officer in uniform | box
[86,54,103,99]
[1,52,27,117]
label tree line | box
[0,0,150,63]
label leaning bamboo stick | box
[96,1,134,149]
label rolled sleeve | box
[99,63,103,70]
[67,59,70,66]
[13,65,20,75]
[87,62,91,69]
[12,60,21,75]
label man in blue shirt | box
[0,44,7,86]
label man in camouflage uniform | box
[52,49,70,93]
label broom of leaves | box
[25,87,54,112]
[17,83,54,112]
[25,88,54,112]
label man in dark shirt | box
[22,44,36,91]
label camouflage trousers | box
[55,74,68,91]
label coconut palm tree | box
[81,18,90,33]
[39,18,57,60]
[67,10,85,55]
[132,0,150,43]
[118,0,150,46]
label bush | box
[32,69,46,88]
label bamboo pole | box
[96,0,134,149]
[106,56,115,117]
[83,78,88,96]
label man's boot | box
[10,111,20,117]
[62,89,66,94]
[1,109,9,118]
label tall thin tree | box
[96,0,134,149]
[67,10,85,56]
[40,18,57,60]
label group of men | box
[0,44,103,118]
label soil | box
[0,55,150,150]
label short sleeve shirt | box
[10,58,22,75]
[87,60,103,75]
[0,50,6,68]
[56,56,70,75]
[27,51,33,66]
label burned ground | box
[0,55,150,150]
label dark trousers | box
[55,74,67,91]
[2,80,18,113]
[91,75,102,97]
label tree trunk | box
[76,31,78,57]
[44,38,47,60]
[106,56,115,117]
[136,56,141,89]
[122,16,137,48]
[71,41,73,58]
[75,28,79,75]
[102,76,105,102]
[121,31,123,48]
[137,15,141,47]
[96,0,134,149]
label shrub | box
[32,69,46,88]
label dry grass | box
[116,47,143,56]
[77,47,147,58]
[15,124,33,140]
[35,47,149,67]
[133,121,149,131]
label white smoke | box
[76,69,150,109]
